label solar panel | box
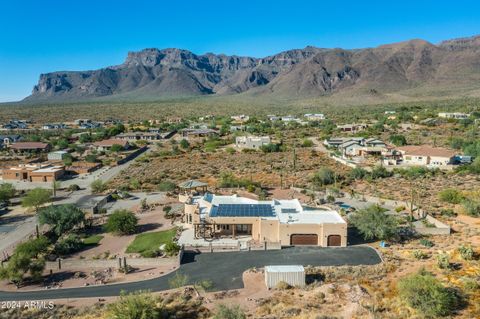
[210,204,275,217]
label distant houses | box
[93,139,130,151]
[2,163,64,182]
[337,123,368,133]
[235,136,271,149]
[180,128,218,139]
[438,112,470,120]
[304,113,326,121]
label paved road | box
[0,246,381,301]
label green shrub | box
[457,245,474,260]
[214,304,246,319]
[54,234,83,255]
[168,272,189,289]
[398,269,460,318]
[104,210,138,235]
[301,139,314,147]
[412,250,429,260]
[349,205,399,241]
[107,291,160,319]
[349,167,368,180]
[420,238,434,247]
[462,199,480,217]
[311,168,335,187]
[438,189,464,204]
[90,179,106,193]
[370,166,393,179]
[163,241,181,256]
[157,181,176,192]
[436,253,452,270]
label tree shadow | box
[137,223,163,232]
[347,227,377,245]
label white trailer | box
[264,265,305,289]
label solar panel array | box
[210,204,275,217]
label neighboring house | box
[231,115,250,123]
[180,128,218,139]
[324,137,387,158]
[66,161,102,174]
[166,116,182,124]
[116,132,162,142]
[304,113,325,121]
[235,136,271,149]
[9,142,50,153]
[230,125,246,132]
[1,120,29,130]
[396,145,457,167]
[0,135,22,148]
[93,139,129,151]
[47,150,69,161]
[2,163,64,182]
[438,112,470,120]
[337,123,368,133]
[267,115,280,121]
[180,193,347,247]
[42,123,68,130]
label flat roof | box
[265,265,304,272]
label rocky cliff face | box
[26,35,480,101]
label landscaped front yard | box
[126,228,177,256]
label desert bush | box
[370,166,392,179]
[107,291,160,319]
[275,281,292,290]
[438,188,464,204]
[104,210,138,235]
[90,179,107,193]
[457,245,474,260]
[436,253,452,270]
[168,272,189,289]
[349,205,399,241]
[213,304,246,319]
[311,167,335,187]
[398,269,460,318]
[163,241,181,256]
[462,199,480,217]
[412,250,429,260]
[54,234,83,255]
[157,181,176,192]
[419,238,434,247]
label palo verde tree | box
[0,183,16,203]
[21,187,52,213]
[349,205,399,241]
[38,204,85,237]
[0,236,49,287]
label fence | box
[44,257,176,270]
[183,240,282,253]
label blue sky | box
[1,0,479,102]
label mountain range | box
[25,35,480,102]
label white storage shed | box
[264,265,305,289]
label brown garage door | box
[327,235,342,247]
[290,234,318,245]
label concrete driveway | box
[0,246,381,301]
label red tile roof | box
[93,139,128,147]
[10,142,49,150]
[397,145,457,158]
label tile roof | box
[10,142,49,150]
[397,145,457,158]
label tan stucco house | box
[180,193,347,247]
